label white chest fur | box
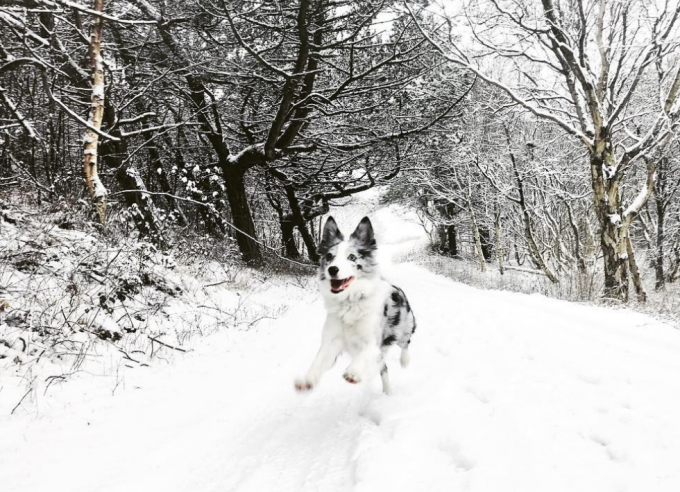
[321,277,390,342]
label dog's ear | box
[320,216,343,252]
[350,216,376,252]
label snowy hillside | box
[3,192,680,492]
[0,204,312,415]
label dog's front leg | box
[295,318,344,392]
[343,345,381,385]
[343,322,381,385]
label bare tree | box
[82,0,107,223]
[409,0,680,301]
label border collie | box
[295,216,416,394]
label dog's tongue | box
[330,277,354,293]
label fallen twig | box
[149,335,189,353]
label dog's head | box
[318,216,378,295]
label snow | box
[3,192,680,491]
[91,82,105,99]
[609,213,621,225]
[624,183,650,218]
[91,175,107,199]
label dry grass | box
[0,195,323,414]
[395,247,680,328]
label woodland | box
[1,0,679,305]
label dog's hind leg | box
[400,346,410,368]
[399,339,411,368]
[380,363,391,395]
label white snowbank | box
[3,262,680,491]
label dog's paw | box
[294,379,314,392]
[343,372,361,384]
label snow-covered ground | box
[3,191,680,492]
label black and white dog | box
[295,216,416,394]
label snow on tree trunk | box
[592,148,655,302]
[114,165,166,246]
[83,0,107,223]
[590,144,630,302]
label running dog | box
[295,216,416,394]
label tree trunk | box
[514,243,524,265]
[599,221,628,301]
[494,209,504,274]
[505,126,558,283]
[83,0,107,223]
[626,236,646,303]
[142,127,188,227]
[470,212,487,272]
[479,225,493,261]
[133,0,262,262]
[590,150,629,301]
[99,99,167,244]
[447,224,458,257]
[280,217,301,259]
[655,195,666,290]
[222,164,262,265]
[298,221,319,263]
[668,235,680,283]
[114,165,166,246]
[109,24,188,230]
[437,224,447,253]
[284,185,319,262]
[565,201,587,276]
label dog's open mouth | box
[330,277,355,294]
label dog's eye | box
[348,254,357,262]
[325,253,333,261]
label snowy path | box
[3,199,680,491]
[3,262,680,491]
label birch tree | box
[409,0,680,301]
[83,0,107,223]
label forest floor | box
[2,192,680,492]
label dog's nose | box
[328,266,339,277]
